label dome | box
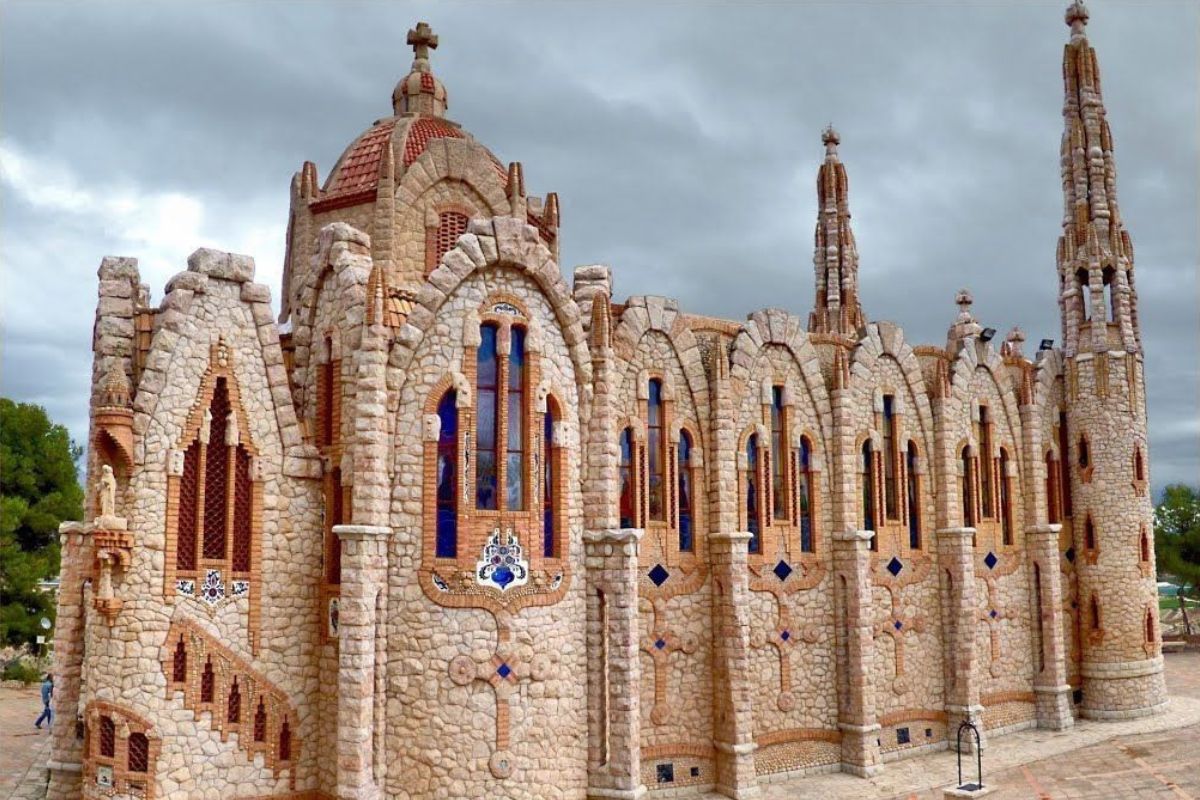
[310,22,506,213]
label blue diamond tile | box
[984,551,998,570]
[773,560,793,582]
[648,564,670,587]
[886,557,903,577]
[1065,547,1076,563]
[894,619,903,631]
[496,662,512,679]
[989,609,998,619]
[780,630,791,642]
[654,638,666,650]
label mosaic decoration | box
[475,528,529,592]
[886,556,904,577]
[176,579,196,598]
[432,573,450,592]
[984,551,999,570]
[550,572,563,590]
[200,569,225,606]
[491,302,521,316]
[772,559,793,582]
[96,765,114,788]
[648,564,670,587]
[232,580,250,597]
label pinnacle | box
[1065,0,1089,29]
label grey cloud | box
[1,0,1195,491]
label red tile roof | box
[402,117,465,165]
[324,119,396,199]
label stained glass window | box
[678,431,693,552]
[862,441,876,534]
[999,448,1012,545]
[883,395,898,519]
[961,446,975,528]
[436,390,458,558]
[1058,411,1073,516]
[647,379,664,521]
[619,428,635,528]
[543,402,555,557]
[476,324,499,510]
[506,327,526,511]
[127,732,149,772]
[771,386,787,521]
[907,441,920,549]
[979,406,993,518]
[747,434,760,553]
[799,437,813,552]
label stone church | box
[47,3,1166,798]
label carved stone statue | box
[99,465,117,520]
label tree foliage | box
[0,398,84,647]
[1154,484,1200,597]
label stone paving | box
[1,685,52,800]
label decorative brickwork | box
[82,701,161,799]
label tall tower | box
[808,126,867,336]
[1056,0,1165,719]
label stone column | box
[585,528,645,800]
[45,521,89,800]
[937,526,985,751]
[334,524,391,800]
[833,528,881,776]
[1027,524,1074,729]
[709,530,759,798]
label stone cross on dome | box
[408,21,438,64]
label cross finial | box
[407,21,438,62]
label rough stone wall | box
[382,235,589,799]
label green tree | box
[1154,484,1200,635]
[0,398,84,647]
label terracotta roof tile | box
[325,120,397,198]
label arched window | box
[200,657,215,703]
[476,323,500,510]
[678,430,694,552]
[227,678,241,724]
[99,715,115,758]
[1090,595,1101,631]
[907,441,920,549]
[506,327,527,511]
[619,427,636,529]
[1135,447,1145,482]
[999,448,1013,546]
[319,336,337,448]
[978,406,993,518]
[746,434,761,553]
[771,386,788,522]
[883,395,898,520]
[429,210,470,273]
[647,378,665,522]
[325,466,344,584]
[1145,608,1155,644]
[172,638,187,684]
[1084,515,1096,551]
[1076,268,1090,321]
[1058,411,1073,517]
[1102,266,1116,322]
[961,446,975,528]
[279,719,292,761]
[127,732,149,773]
[254,698,267,743]
[1078,435,1090,468]
[435,390,458,558]
[1140,527,1150,562]
[799,436,814,553]
[1045,452,1061,524]
[203,382,232,561]
[862,440,877,548]
[543,398,557,558]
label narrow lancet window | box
[506,327,526,511]
[647,378,664,521]
[799,437,814,552]
[746,434,761,553]
[618,428,635,529]
[771,386,787,521]
[476,323,499,509]
[678,430,694,552]
[436,390,458,558]
[907,441,920,549]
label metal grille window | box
[99,716,115,758]
[127,733,149,773]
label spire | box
[808,125,865,337]
[1056,1,1140,355]
[393,21,448,117]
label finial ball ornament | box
[1065,1,1089,27]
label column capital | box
[833,528,874,544]
[936,526,976,540]
[1025,523,1062,538]
[583,528,644,545]
[333,524,392,541]
[709,530,754,544]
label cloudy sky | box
[1,1,1196,493]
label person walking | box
[35,674,53,730]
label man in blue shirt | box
[35,675,52,730]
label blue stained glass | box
[648,564,670,587]
[476,324,499,510]
[543,409,555,557]
[773,560,793,582]
[678,432,693,552]
[496,662,511,679]
[887,556,904,577]
[747,434,761,552]
[508,327,525,388]
[477,324,498,384]
[984,551,998,570]
[647,379,664,521]
[435,391,458,557]
[619,428,635,528]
